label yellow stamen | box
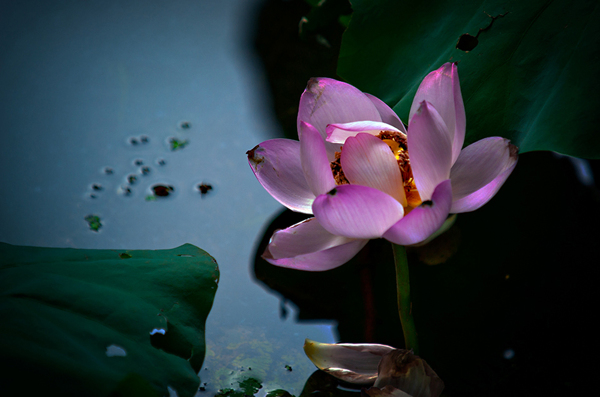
[382,139,404,161]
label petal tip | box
[246,144,263,166]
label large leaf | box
[338,0,600,158]
[0,243,219,397]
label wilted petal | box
[341,133,407,206]
[247,139,314,213]
[365,93,407,133]
[374,350,444,397]
[326,121,403,144]
[304,339,395,385]
[298,77,381,139]
[451,160,517,213]
[263,217,368,271]
[409,63,465,164]
[450,137,518,201]
[300,121,337,196]
[313,185,404,239]
[383,180,452,246]
[408,102,453,201]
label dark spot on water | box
[169,137,189,151]
[153,185,174,197]
[141,166,151,175]
[84,215,102,232]
[104,167,114,175]
[197,183,213,196]
[127,174,137,184]
[134,159,143,166]
[421,200,434,207]
[90,194,97,199]
[140,135,149,144]
[284,364,292,371]
[199,387,206,392]
[120,186,132,196]
[119,253,132,259]
[456,33,478,52]
[129,137,139,145]
[92,184,103,191]
[157,159,166,166]
[179,121,191,129]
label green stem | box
[392,243,419,354]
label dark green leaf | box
[0,243,219,397]
[338,0,600,158]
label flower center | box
[329,131,422,209]
[378,131,422,208]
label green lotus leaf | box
[0,243,219,397]
[338,0,600,158]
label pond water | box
[1,1,598,396]
[0,0,335,394]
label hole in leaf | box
[150,323,197,370]
[456,33,478,52]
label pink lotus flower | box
[248,63,517,271]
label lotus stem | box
[392,243,419,354]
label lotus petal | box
[313,185,404,239]
[298,77,381,139]
[263,217,368,271]
[247,139,315,213]
[304,339,395,385]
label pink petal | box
[450,137,518,201]
[408,101,453,201]
[247,139,315,214]
[298,78,381,139]
[409,63,465,164]
[313,185,404,239]
[300,121,337,196]
[326,121,403,144]
[383,180,452,246]
[340,133,407,206]
[263,217,368,271]
[364,93,407,133]
[451,158,518,213]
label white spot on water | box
[106,344,127,357]
[150,328,166,335]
